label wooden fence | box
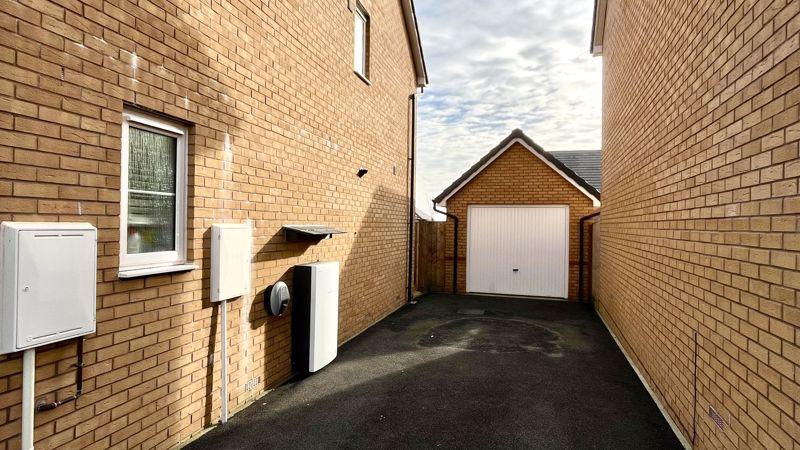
[414,220,446,294]
[590,221,599,301]
[415,219,599,300]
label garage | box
[467,205,569,298]
[433,129,601,300]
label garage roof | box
[433,129,601,207]
[549,150,602,192]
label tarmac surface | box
[185,294,681,449]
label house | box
[433,129,601,300]
[0,1,426,448]
[591,0,799,448]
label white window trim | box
[354,3,369,80]
[119,108,189,275]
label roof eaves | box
[590,0,607,56]
[514,133,602,200]
[434,129,601,206]
[432,129,524,204]
[400,0,429,87]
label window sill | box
[118,263,198,279]
[354,70,371,85]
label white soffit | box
[591,0,608,56]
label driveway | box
[185,294,681,449]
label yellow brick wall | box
[596,0,799,448]
[0,0,418,448]
[443,142,598,300]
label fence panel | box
[415,220,446,293]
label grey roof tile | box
[549,150,601,192]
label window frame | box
[353,3,370,81]
[120,108,188,272]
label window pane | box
[127,192,176,254]
[129,127,177,193]
[354,12,365,75]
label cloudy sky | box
[414,0,602,217]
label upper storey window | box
[354,4,370,81]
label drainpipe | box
[407,92,420,303]
[432,201,458,294]
[578,210,600,303]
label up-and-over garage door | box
[467,205,569,298]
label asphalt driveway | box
[185,294,681,449]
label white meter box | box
[0,222,97,355]
[211,224,252,302]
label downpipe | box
[407,91,420,303]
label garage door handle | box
[512,268,519,272]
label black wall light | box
[357,168,368,178]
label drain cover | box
[419,317,560,354]
[457,308,485,316]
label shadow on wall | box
[338,185,410,333]
[203,302,219,426]
[198,185,409,426]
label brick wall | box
[443,142,597,300]
[596,0,799,448]
[0,0,418,448]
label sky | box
[414,0,602,218]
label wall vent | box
[244,377,261,392]
[709,406,725,430]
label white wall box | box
[292,261,339,373]
[0,222,97,355]
[211,224,252,302]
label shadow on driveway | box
[185,294,681,449]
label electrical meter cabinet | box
[292,261,339,373]
[0,222,97,355]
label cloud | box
[414,0,602,218]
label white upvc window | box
[120,108,188,274]
[354,4,369,79]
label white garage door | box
[467,205,569,298]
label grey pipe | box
[407,92,419,303]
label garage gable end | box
[434,129,601,207]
